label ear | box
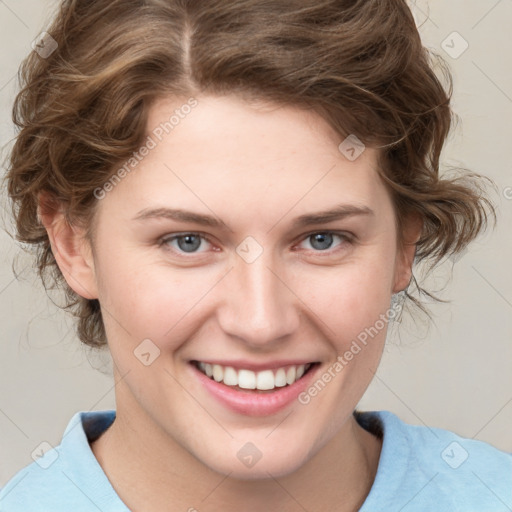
[38,192,98,300]
[392,214,422,293]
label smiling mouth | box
[191,361,318,393]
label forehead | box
[146,93,347,161]
[97,94,391,228]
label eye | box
[297,231,351,253]
[159,233,212,254]
[158,230,352,257]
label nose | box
[216,251,300,348]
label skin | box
[40,94,420,512]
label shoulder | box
[0,457,68,511]
[0,410,124,512]
[357,410,512,512]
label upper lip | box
[191,359,319,372]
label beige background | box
[0,0,511,486]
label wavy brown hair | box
[4,0,495,348]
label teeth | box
[275,368,287,387]
[223,366,238,386]
[196,362,313,390]
[256,370,274,390]
[286,366,296,385]
[212,364,223,382]
[239,369,256,389]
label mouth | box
[189,359,322,416]
[190,360,319,394]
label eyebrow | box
[132,204,374,229]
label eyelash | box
[158,231,354,258]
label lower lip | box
[190,362,320,416]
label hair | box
[3,0,495,349]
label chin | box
[199,445,309,481]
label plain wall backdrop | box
[0,0,511,487]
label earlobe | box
[38,193,98,300]
[393,215,423,293]
[392,241,416,293]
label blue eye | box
[161,233,210,254]
[299,232,348,252]
[159,231,351,257]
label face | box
[59,94,415,479]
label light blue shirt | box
[1,409,511,511]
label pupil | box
[311,233,333,251]
[178,235,201,252]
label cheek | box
[298,256,396,344]
[96,253,218,347]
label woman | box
[1,0,510,511]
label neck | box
[91,399,381,512]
